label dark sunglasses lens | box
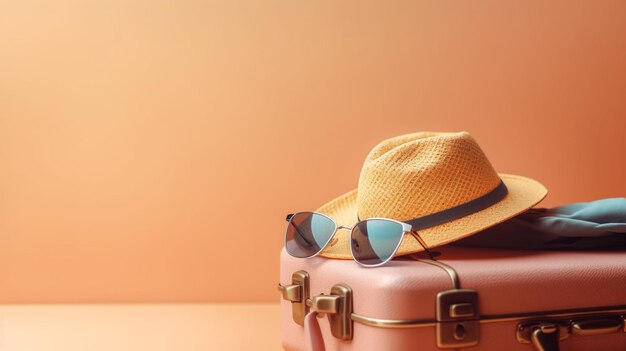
[351,219,404,266]
[285,213,336,258]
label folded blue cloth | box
[454,198,626,250]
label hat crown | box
[357,131,501,221]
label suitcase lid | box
[280,246,626,321]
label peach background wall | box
[0,0,625,303]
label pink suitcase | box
[279,246,626,351]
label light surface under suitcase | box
[279,246,626,351]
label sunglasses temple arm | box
[409,231,438,260]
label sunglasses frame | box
[284,212,434,267]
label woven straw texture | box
[316,131,547,259]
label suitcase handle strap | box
[517,316,626,351]
[304,311,325,351]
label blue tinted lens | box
[285,212,336,258]
[351,219,404,266]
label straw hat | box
[317,131,547,259]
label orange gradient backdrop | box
[0,1,625,303]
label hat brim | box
[316,174,547,259]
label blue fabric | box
[454,198,626,250]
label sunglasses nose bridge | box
[336,225,352,231]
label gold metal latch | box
[436,289,480,348]
[307,284,354,340]
[417,257,480,349]
[277,271,310,326]
[278,273,353,340]
[517,316,626,351]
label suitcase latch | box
[436,289,480,349]
[277,270,310,326]
[308,284,354,340]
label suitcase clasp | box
[278,271,353,339]
[436,289,480,349]
[278,270,310,326]
[308,284,354,340]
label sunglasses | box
[284,212,436,267]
